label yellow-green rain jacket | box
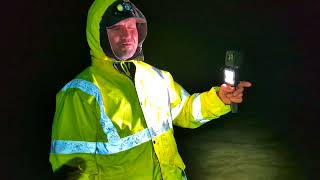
[50,0,231,179]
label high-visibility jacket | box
[49,0,231,179]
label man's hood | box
[86,0,147,61]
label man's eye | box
[109,26,120,30]
[128,26,136,30]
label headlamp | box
[116,2,133,13]
[116,4,124,12]
[101,0,145,28]
[123,2,132,11]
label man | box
[50,0,252,179]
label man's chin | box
[116,52,135,60]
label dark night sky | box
[3,0,320,179]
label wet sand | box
[175,113,307,180]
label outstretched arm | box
[165,71,252,129]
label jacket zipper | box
[116,68,164,180]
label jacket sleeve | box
[49,89,99,175]
[164,71,231,129]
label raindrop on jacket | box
[49,0,231,179]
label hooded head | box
[86,0,147,61]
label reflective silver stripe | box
[148,120,171,139]
[97,128,151,154]
[54,79,174,155]
[171,88,189,120]
[51,140,96,154]
[192,93,210,124]
[51,128,152,155]
[62,79,120,142]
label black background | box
[3,0,320,179]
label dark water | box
[175,113,307,180]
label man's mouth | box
[122,42,134,46]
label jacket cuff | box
[201,87,231,118]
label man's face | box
[107,18,138,60]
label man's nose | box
[121,28,131,39]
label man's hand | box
[217,81,252,105]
